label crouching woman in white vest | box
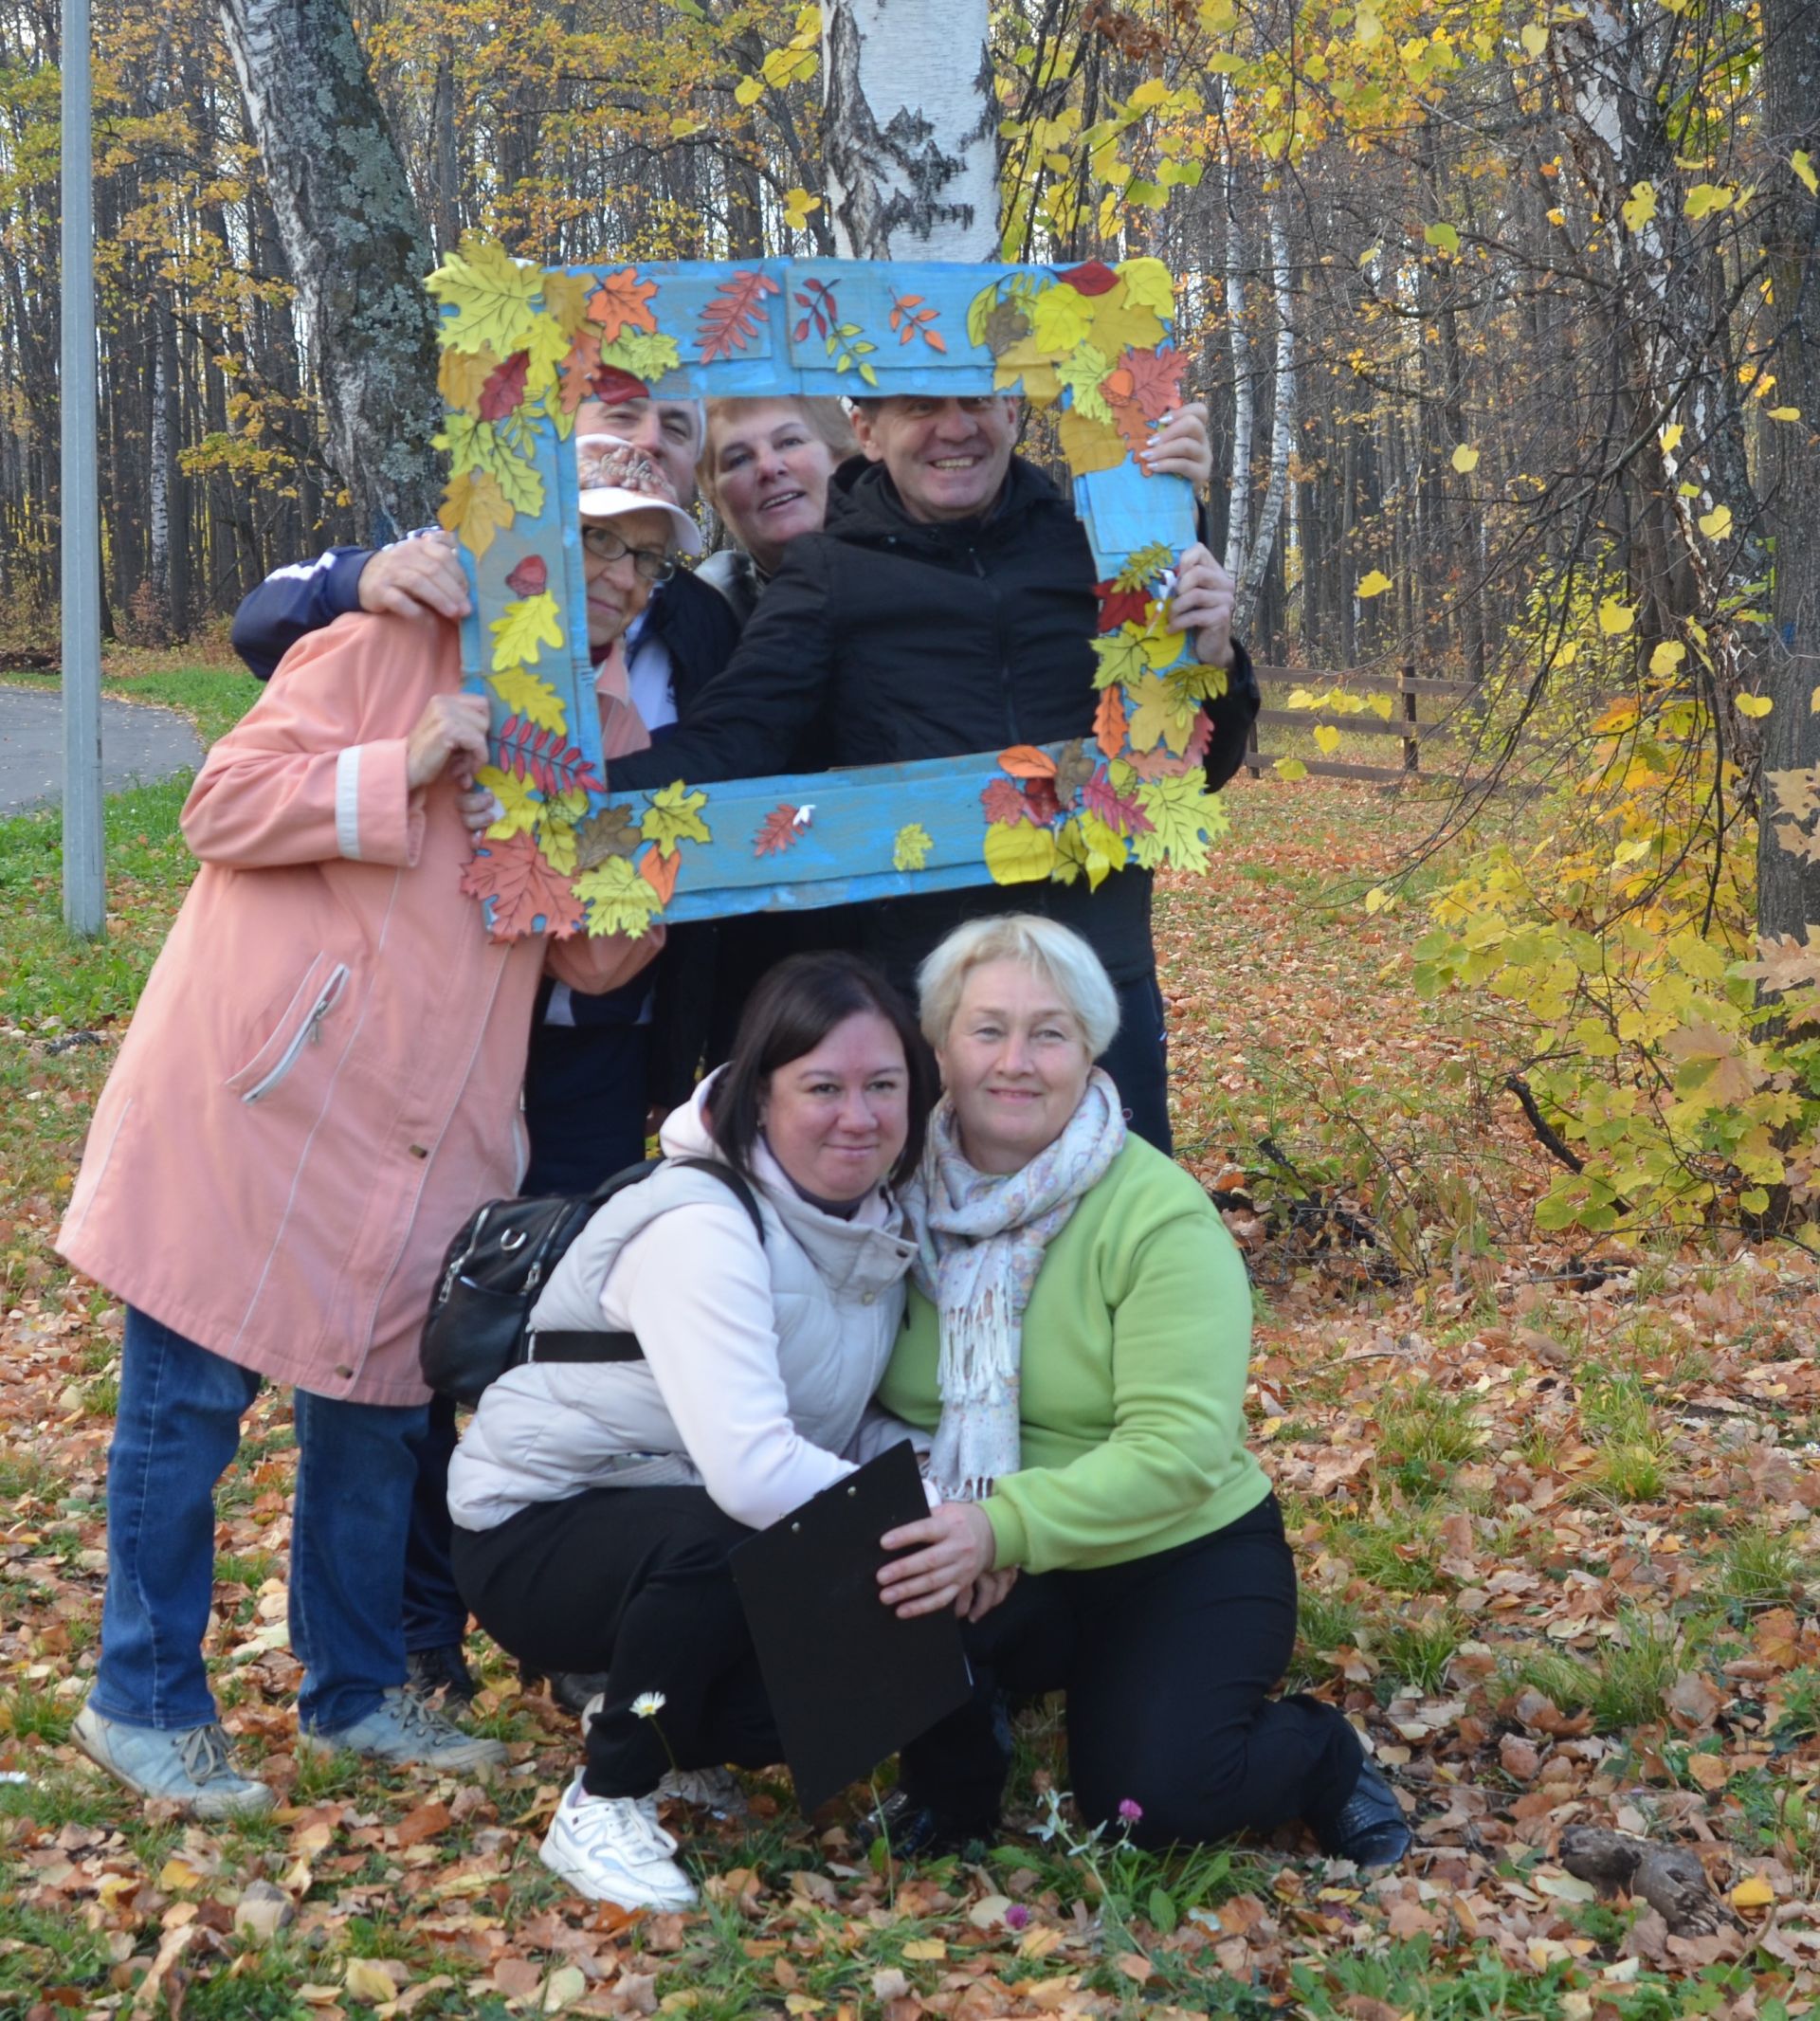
[446,953,938,1911]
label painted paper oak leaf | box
[587,267,660,343]
[572,855,662,939]
[489,592,563,672]
[697,269,781,364]
[753,805,802,856]
[1053,737,1097,810]
[641,780,711,859]
[487,665,565,734]
[573,802,644,870]
[462,830,582,941]
[439,469,514,560]
[981,300,1032,355]
[428,237,541,357]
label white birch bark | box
[216,0,443,539]
[1222,147,1253,587]
[820,0,997,259]
[1236,197,1296,636]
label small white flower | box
[631,1691,667,1720]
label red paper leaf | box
[697,269,782,365]
[1094,580,1149,631]
[1025,775,1062,825]
[980,778,1033,827]
[504,555,548,598]
[1107,346,1186,423]
[461,830,582,941]
[998,744,1059,779]
[753,805,801,857]
[640,848,681,907]
[1060,261,1119,297]
[589,365,650,405]
[1083,766,1155,834]
[496,716,605,798]
[478,350,529,422]
[1093,685,1130,758]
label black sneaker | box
[405,1644,480,1708]
[863,1786,996,1860]
[547,1669,612,1717]
[1320,1757,1412,1868]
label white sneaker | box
[657,1764,749,1819]
[539,1772,699,1910]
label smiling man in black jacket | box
[602,392,1258,1153]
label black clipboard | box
[730,1441,973,1812]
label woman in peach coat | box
[58,442,694,1816]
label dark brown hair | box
[710,952,935,1193]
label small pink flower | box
[1004,1903,1030,1930]
[1118,1798,1144,1826]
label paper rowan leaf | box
[641,780,711,858]
[489,592,564,672]
[1356,569,1393,598]
[487,665,565,733]
[494,717,603,798]
[572,854,663,938]
[461,830,583,941]
[983,821,1059,885]
[753,805,802,856]
[587,267,661,343]
[438,469,515,558]
[428,237,542,356]
[697,269,782,364]
[893,823,933,871]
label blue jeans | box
[89,1307,426,1734]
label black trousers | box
[451,1486,781,1798]
[1101,972,1172,1155]
[901,1495,1361,1850]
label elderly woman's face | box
[936,958,1094,1175]
[706,399,837,575]
[759,1010,911,1201]
[582,504,670,653]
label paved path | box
[0,685,205,816]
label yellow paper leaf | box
[477,765,540,841]
[1085,293,1165,361]
[1313,724,1342,755]
[1115,258,1175,317]
[427,236,541,357]
[1356,569,1393,599]
[1736,693,1774,718]
[892,823,933,872]
[1731,1874,1775,1909]
[1698,504,1734,539]
[489,665,566,733]
[438,469,514,560]
[1029,283,1095,353]
[983,821,1058,886]
[1058,407,1130,475]
[1598,598,1635,636]
[438,343,500,411]
[1649,641,1686,676]
[540,269,593,337]
[1451,444,1480,473]
[489,592,564,672]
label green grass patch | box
[1373,1381,1482,1499]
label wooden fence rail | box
[1244,662,1484,786]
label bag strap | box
[529,1155,766,1365]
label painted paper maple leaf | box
[1105,345,1186,424]
[587,267,660,343]
[461,830,582,941]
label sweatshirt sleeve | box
[983,1208,1255,1575]
[182,615,425,870]
[1200,635,1260,792]
[602,1196,858,1530]
[231,548,373,681]
[606,541,839,792]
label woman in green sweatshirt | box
[870,914,1410,1867]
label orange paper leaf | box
[461,830,582,941]
[639,847,681,907]
[1094,685,1130,759]
[587,267,660,343]
[998,744,1059,779]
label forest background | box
[4,2,1820,2016]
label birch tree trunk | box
[1754,0,1820,948]
[820,0,997,259]
[1235,198,1296,637]
[216,0,442,541]
[1222,150,1253,587]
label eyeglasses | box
[581,523,675,583]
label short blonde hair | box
[917,915,1120,1059]
[698,396,857,513]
